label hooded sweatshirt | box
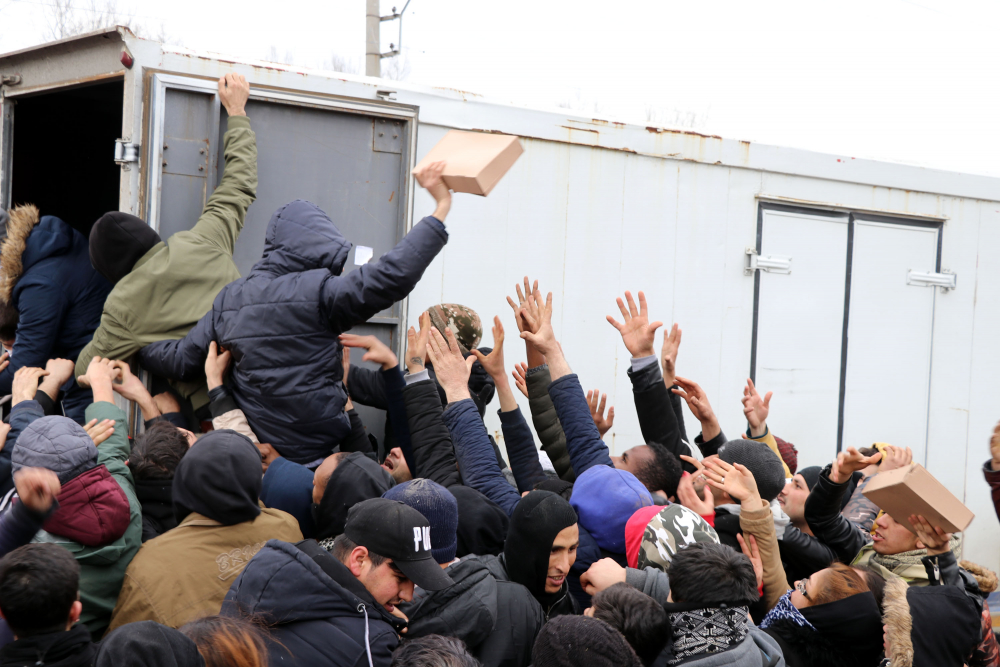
[107,430,302,631]
[11,403,141,640]
[75,115,257,404]
[312,451,395,540]
[138,201,449,463]
[96,621,204,667]
[502,490,579,620]
[0,205,111,423]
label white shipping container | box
[2,29,998,570]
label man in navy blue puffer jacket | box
[0,205,112,423]
[139,163,453,465]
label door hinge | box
[1,75,21,86]
[907,270,956,291]
[114,139,140,169]
[745,247,792,275]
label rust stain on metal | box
[432,86,483,98]
[560,125,599,135]
[469,128,511,135]
[591,119,609,126]
[645,126,723,140]
[612,121,626,128]
[389,191,395,202]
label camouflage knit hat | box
[426,304,482,355]
[636,504,719,572]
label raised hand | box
[507,277,538,334]
[37,358,75,401]
[512,362,529,399]
[990,421,1000,472]
[580,558,627,596]
[339,334,399,371]
[606,291,662,359]
[472,317,507,381]
[405,311,431,375]
[12,367,49,406]
[413,161,452,222]
[909,514,952,555]
[519,288,557,356]
[586,390,615,437]
[13,467,61,514]
[84,418,116,446]
[205,341,232,390]
[703,457,760,507]
[426,327,474,403]
[830,447,882,485]
[661,323,682,387]
[736,533,764,593]
[879,444,913,473]
[673,376,721,441]
[742,378,772,438]
[218,72,249,117]
[676,468,715,515]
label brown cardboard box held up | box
[413,130,523,196]
[862,462,974,533]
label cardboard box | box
[413,130,523,196]
[862,462,974,533]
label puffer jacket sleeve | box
[0,280,66,394]
[499,407,547,494]
[403,379,461,487]
[803,464,871,564]
[547,373,613,476]
[87,401,133,490]
[443,398,520,517]
[525,365,574,481]
[627,358,691,472]
[320,216,448,334]
[0,500,50,558]
[138,306,217,382]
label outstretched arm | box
[137,307,216,382]
[804,447,882,563]
[189,74,256,255]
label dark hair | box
[668,543,757,605]
[856,565,886,615]
[129,421,191,480]
[0,300,17,342]
[0,544,79,637]
[180,615,268,667]
[332,533,388,569]
[390,634,479,667]
[592,583,671,665]
[811,562,869,606]
[636,444,682,497]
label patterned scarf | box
[318,536,337,552]
[668,605,750,664]
[852,534,963,584]
[759,590,816,631]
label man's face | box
[873,513,918,555]
[358,558,414,613]
[778,474,810,523]
[611,445,653,478]
[546,524,580,594]
[381,448,412,484]
[312,454,342,504]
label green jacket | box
[32,401,142,640]
[525,364,575,482]
[75,116,257,402]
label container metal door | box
[145,74,417,444]
[841,220,938,463]
[752,208,849,468]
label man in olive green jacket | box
[75,73,257,406]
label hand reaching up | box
[512,362,529,399]
[607,291,662,359]
[879,444,913,473]
[910,515,952,555]
[673,377,721,442]
[742,378,772,438]
[339,334,399,370]
[13,467,61,515]
[519,288,557,356]
[471,317,507,382]
[507,277,538,334]
[84,418,116,446]
[676,468,715,516]
[737,533,764,594]
[586,390,615,437]
[205,342,232,390]
[413,161,452,222]
[989,421,1000,472]
[12,367,49,406]
[829,447,882,485]
[405,312,431,374]
[703,457,761,509]
[661,323,682,387]
[426,327,474,403]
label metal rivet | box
[162,161,167,166]
[198,166,204,171]
[392,135,397,139]
[379,132,384,137]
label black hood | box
[451,484,509,558]
[0,625,96,667]
[799,591,883,665]
[503,490,577,607]
[908,585,982,666]
[96,621,204,667]
[312,452,394,540]
[401,556,497,648]
[172,430,262,526]
[89,212,161,285]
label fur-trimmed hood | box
[881,575,982,667]
[960,560,999,593]
[0,204,74,304]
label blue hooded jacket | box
[0,207,111,422]
[139,200,448,463]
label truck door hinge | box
[906,270,956,291]
[745,247,792,276]
[1,75,21,86]
[114,139,140,169]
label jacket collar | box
[0,204,39,303]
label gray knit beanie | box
[718,439,786,502]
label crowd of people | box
[0,73,995,667]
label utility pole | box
[365,0,381,77]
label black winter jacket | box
[778,525,838,583]
[401,555,543,667]
[223,539,404,667]
[139,202,448,464]
[627,359,694,472]
[803,464,871,564]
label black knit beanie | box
[797,466,822,492]
[89,211,162,284]
[532,616,642,667]
[718,439,786,502]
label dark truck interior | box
[9,78,123,238]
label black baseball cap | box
[345,498,455,591]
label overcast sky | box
[2,0,998,178]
